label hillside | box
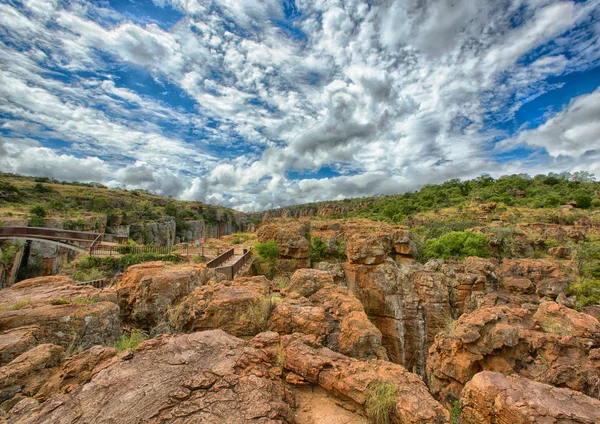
[0,173,256,241]
[263,172,600,223]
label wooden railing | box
[206,248,234,268]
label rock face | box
[5,330,294,424]
[116,262,210,332]
[280,333,449,424]
[270,269,386,359]
[427,303,600,403]
[172,276,272,336]
[0,277,120,363]
[460,371,600,424]
[257,221,311,268]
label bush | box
[309,236,327,263]
[28,215,45,227]
[575,193,592,209]
[365,381,398,424]
[567,279,600,311]
[424,231,490,260]
[33,183,54,193]
[0,245,19,268]
[113,331,148,352]
[30,204,47,217]
[255,241,280,261]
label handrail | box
[206,248,234,268]
[0,226,101,242]
[212,249,252,280]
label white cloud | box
[0,0,598,210]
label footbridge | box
[207,247,253,280]
[0,226,106,253]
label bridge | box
[207,247,253,280]
[0,226,106,253]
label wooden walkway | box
[207,248,252,280]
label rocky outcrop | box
[427,303,600,403]
[257,221,311,268]
[172,276,272,336]
[280,333,449,424]
[5,330,294,424]
[0,344,64,410]
[116,262,210,332]
[460,371,600,424]
[0,277,120,362]
[271,269,386,360]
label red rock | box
[281,333,449,424]
[286,268,334,297]
[172,276,272,336]
[461,371,600,424]
[4,330,294,424]
[501,277,535,294]
[116,262,210,331]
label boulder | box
[257,221,310,267]
[286,268,333,298]
[116,262,210,331]
[0,327,43,366]
[281,333,449,424]
[501,277,535,294]
[0,277,120,359]
[427,304,600,403]
[0,344,64,410]
[172,276,272,336]
[549,246,572,259]
[461,371,600,424]
[4,330,294,423]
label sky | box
[0,0,599,212]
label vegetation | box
[113,331,148,352]
[365,381,399,424]
[1,299,31,311]
[240,297,273,334]
[568,279,600,311]
[0,245,19,269]
[255,241,280,278]
[450,400,461,424]
[423,231,490,261]
[51,296,101,306]
[0,173,241,237]
[263,172,600,224]
[309,236,327,263]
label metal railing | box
[75,278,107,289]
[0,226,101,242]
[89,245,176,256]
[206,248,234,268]
[212,249,252,281]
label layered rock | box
[0,277,120,362]
[116,262,210,332]
[257,221,311,268]
[172,276,272,336]
[461,371,600,424]
[4,330,294,424]
[280,333,449,424]
[427,303,600,403]
[270,269,386,359]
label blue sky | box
[1,0,599,211]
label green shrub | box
[33,183,54,193]
[424,231,490,260]
[365,381,398,424]
[0,245,19,268]
[28,215,45,227]
[575,193,592,209]
[255,241,280,261]
[30,204,47,217]
[309,236,327,263]
[568,279,600,311]
[1,299,31,311]
[113,331,148,352]
[450,400,461,424]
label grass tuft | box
[365,381,398,424]
[113,331,148,352]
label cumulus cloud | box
[0,0,599,210]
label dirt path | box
[292,386,368,424]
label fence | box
[206,248,234,268]
[90,245,176,256]
[75,278,108,289]
[212,249,252,280]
